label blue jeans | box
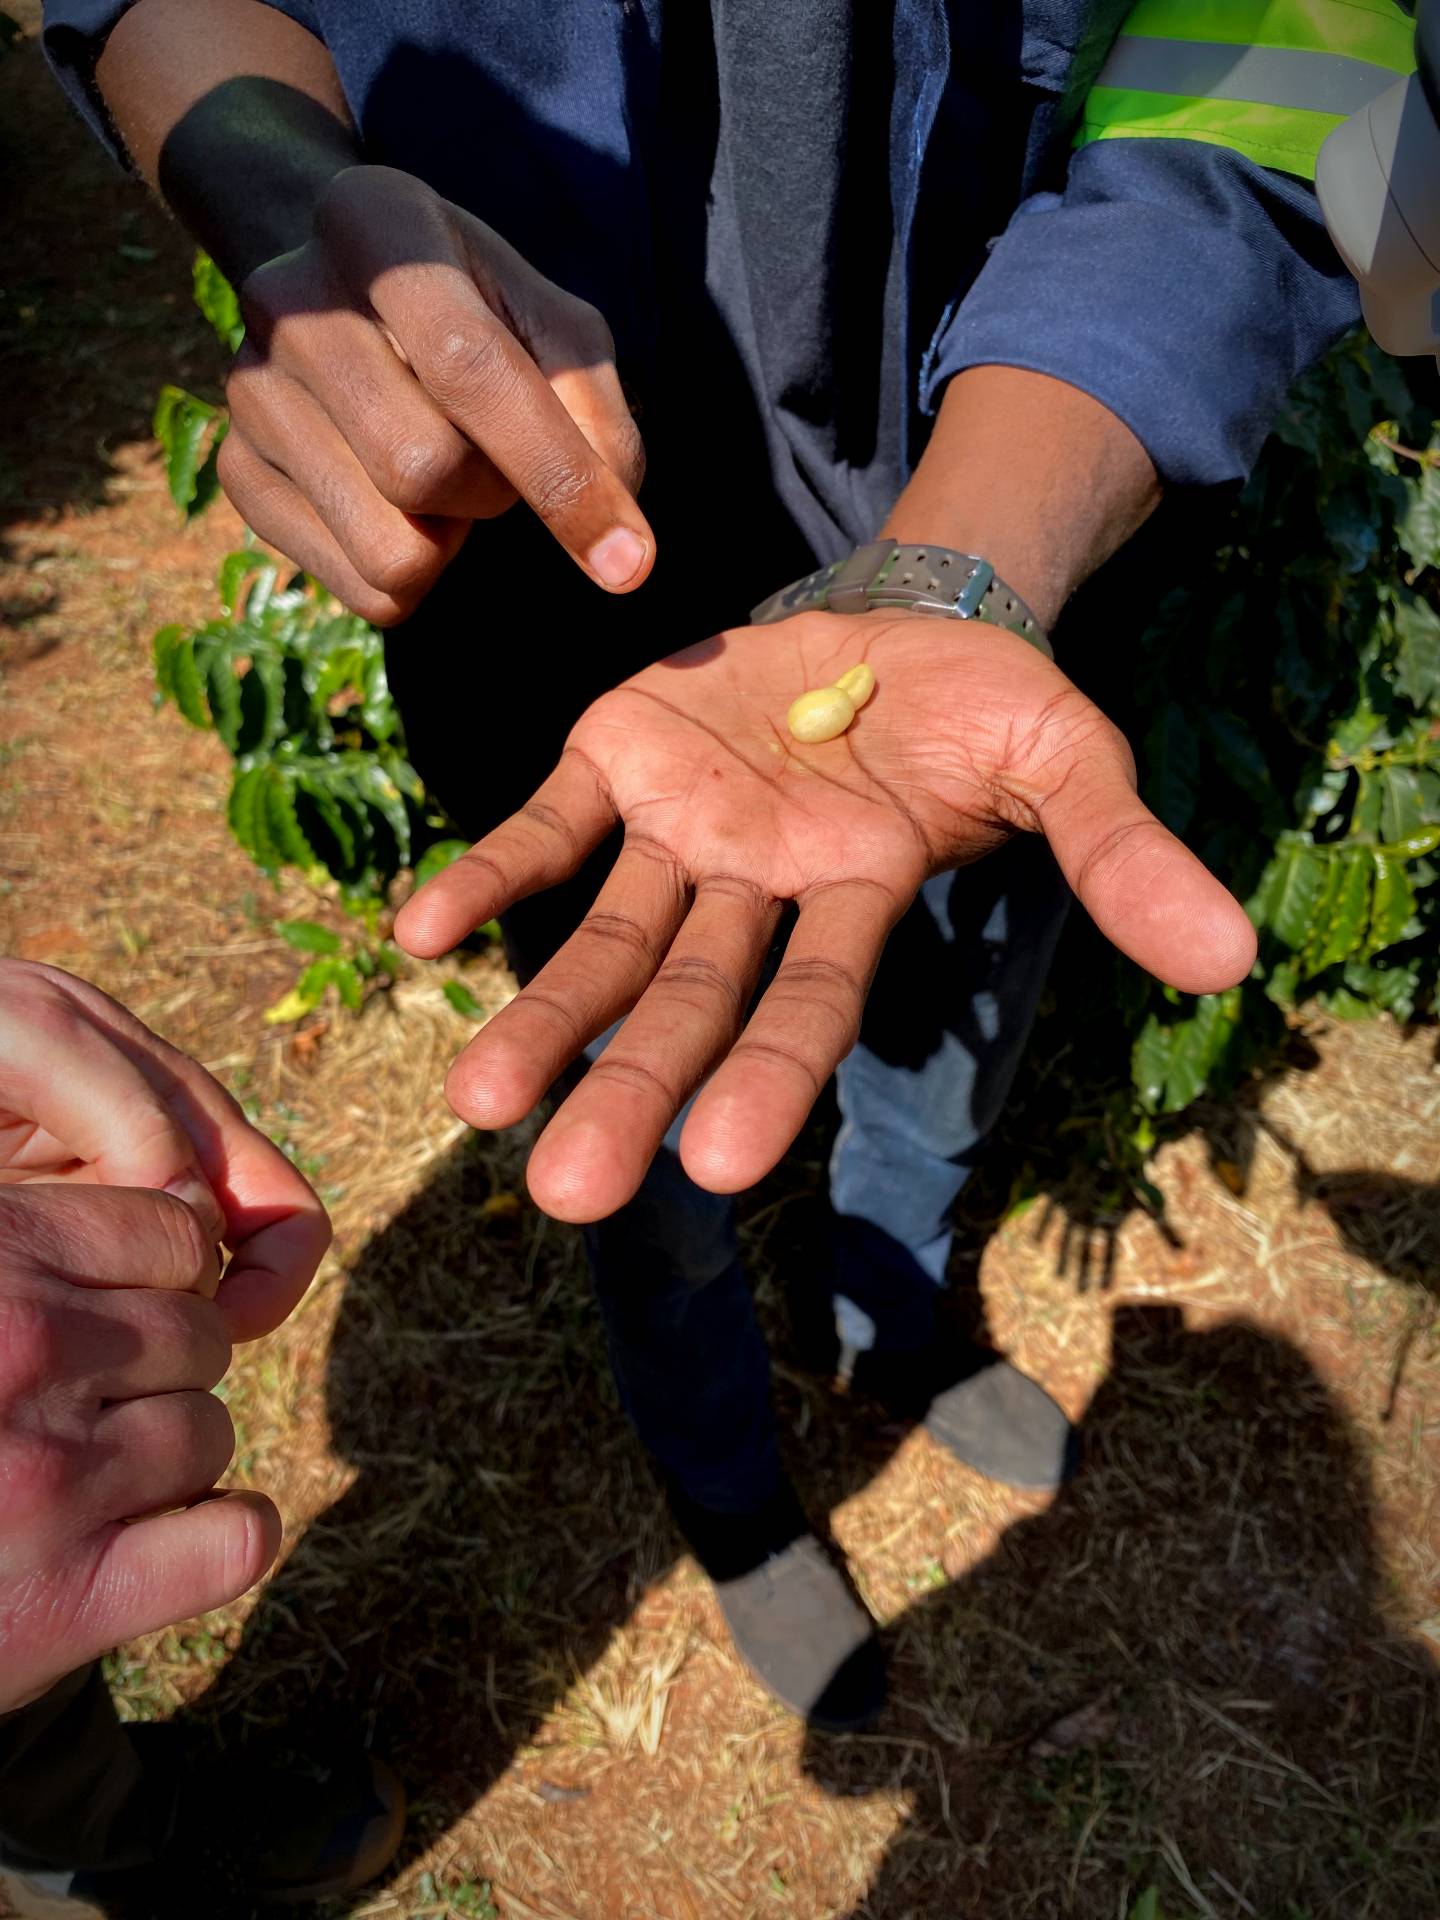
[574,836,1071,1513]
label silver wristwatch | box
[750,539,1053,659]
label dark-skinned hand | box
[396,614,1255,1222]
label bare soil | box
[2,12,1437,1918]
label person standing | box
[42,0,1411,1728]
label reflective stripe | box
[1078,87,1347,172]
[1113,0,1416,67]
[1078,0,1416,179]
[1095,36,1406,113]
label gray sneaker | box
[669,1484,886,1731]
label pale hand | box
[0,963,332,1712]
[396,613,1256,1222]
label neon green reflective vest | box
[1079,0,1418,179]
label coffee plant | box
[1123,335,1439,1124]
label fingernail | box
[587,527,647,588]
[165,1169,226,1242]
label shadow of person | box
[172,1129,693,1885]
[801,1304,1440,1918]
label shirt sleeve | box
[40,0,322,169]
[922,136,1362,490]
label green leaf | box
[1380,765,1429,842]
[168,635,213,730]
[1366,852,1416,954]
[1392,589,1440,708]
[1397,460,1440,570]
[1142,702,1199,835]
[1157,989,1242,1113]
[192,251,244,352]
[218,550,260,617]
[1305,847,1370,974]
[1314,986,1375,1020]
[414,838,472,888]
[1131,1016,1173,1114]
[375,943,404,977]
[443,980,484,1018]
[275,919,341,955]
[1342,955,1421,1022]
[153,384,220,515]
[1264,957,1301,1007]
[1127,1888,1164,1920]
[262,959,334,1025]
[1251,841,1327,949]
[190,417,228,518]
[152,625,182,704]
[330,958,364,1013]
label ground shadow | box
[171,1112,1440,1917]
[802,1304,1440,1917]
[0,14,226,554]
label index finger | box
[360,254,653,593]
[396,749,618,959]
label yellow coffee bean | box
[787,686,856,743]
[833,662,876,709]
[786,662,876,743]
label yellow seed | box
[787,686,856,743]
[833,662,876,708]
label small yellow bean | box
[787,686,856,743]
[786,662,876,743]
[833,662,876,709]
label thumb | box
[75,1492,280,1657]
[1029,721,1256,993]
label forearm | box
[94,0,359,282]
[884,367,1160,633]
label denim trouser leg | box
[829,837,1071,1361]
[582,1110,781,1514]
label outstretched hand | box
[396,614,1255,1222]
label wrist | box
[885,367,1161,634]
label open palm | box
[396,612,1255,1221]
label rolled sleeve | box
[41,0,136,165]
[922,136,1361,489]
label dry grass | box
[3,14,1439,1915]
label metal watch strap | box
[749,539,1053,658]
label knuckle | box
[526,455,596,524]
[374,432,456,511]
[312,165,398,254]
[562,296,615,362]
[145,1391,235,1483]
[421,318,513,405]
[362,533,440,600]
[0,1295,60,1409]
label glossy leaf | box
[275,919,341,955]
[443,980,484,1018]
[192,252,244,352]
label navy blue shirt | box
[45,0,1361,562]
